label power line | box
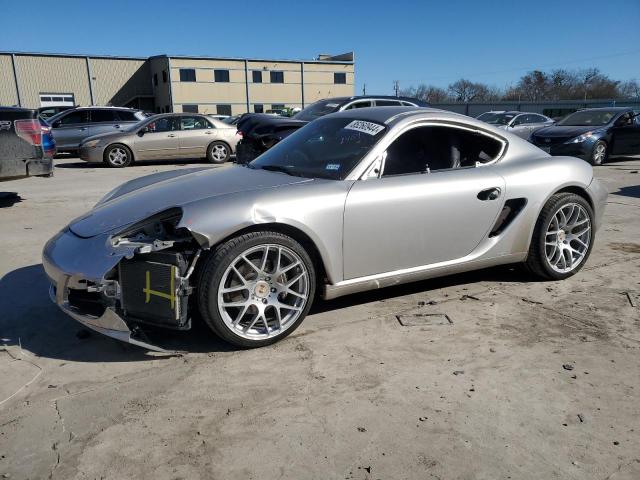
[397,49,640,85]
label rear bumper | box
[42,229,171,352]
[0,156,53,181]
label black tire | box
[206,141,231,164]
[524,192,595,280]
[197,231,316,348]
[590,140,608,166]
[103,144,133,168]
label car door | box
[343,124,506,280]
[50,110,90,150]
[88,109,121,138]
[611,112,640,155]
[508,114,534,138]
[133,116,180,160]
[175,115,214,157]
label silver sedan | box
[43,107,607,350]
[477,111,554,139]
[79,113,239,167]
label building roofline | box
[0,51,354,65]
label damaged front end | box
[43,207,203,352]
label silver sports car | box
[43,107,607,350]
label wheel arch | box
[552,185,594,210]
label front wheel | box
[590,140,607,166]
[197,231,316,347]
[525,193,594,280]
[206,141,230,164]
[104,144,132,168]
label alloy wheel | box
[211,144,228,162]
[544,202,591,273]
[593,142,606,164]
[108,147,128,166]
[217,244,309,340]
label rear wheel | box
[198,231,316,347]
[590,140,607,166]
[525,193,594,280]
[104,144,132,168]
[206,141,230,164]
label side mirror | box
[137,129,145,137]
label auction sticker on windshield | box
[344,120,385,136]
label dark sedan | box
[530,107,640,165]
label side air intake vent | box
[489,198,527,237]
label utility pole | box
[393,80,399,97]
[362,83,366,95]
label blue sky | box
[1,0,639,94]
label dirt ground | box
[1,156,639,480]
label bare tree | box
[619,79,640,98]
[401,84,450,103]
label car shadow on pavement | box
[0,264,234,363]
[0,192,23,208]
[55,158,225,169]
[612,185,640,199]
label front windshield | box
[249,117,387,180]
[558,110,617,127]
[480,113,516,125]
[292,100,343,122]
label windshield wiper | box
[259,165,304,177]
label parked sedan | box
[79,113,239,167]
[44,107,606,351]
[477,111,554,139]
[48,107,147,154]
[530,107,640,165]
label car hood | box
[237,113,308,138]
[69,165,313,238]
[533,125,601,139]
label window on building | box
[179,69,196,82]
[182,104,199,113]
[381,126,502,177]
[254,104,264,113]
[270,71,284,83]
[334,72,346,84]
[39,93,74,107]
[252,70,262,83]
[271,104,285,111]
[217,105,232,116]
[153,73,158,86]
[162,70,168,83]
[214,69,230,82]
[90,109,119,123]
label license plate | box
[541,146,551,154]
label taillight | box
[15,119,42,146]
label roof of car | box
[73,106,141,111]
[329,106,460,125]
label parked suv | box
[235,96,428,163]
[47,107,147,154]
[0,107,54,181]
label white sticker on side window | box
[344,120,385,136]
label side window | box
[91,110,119,123]
[375,100,402,106]
[533,115,548,123]
[116,111,139,122]
[145,117,177,133]
[58,110,89,125]
[511,115,525,126]
[381,126,503,177]
[344,101,373,110]
[180,116,210,130]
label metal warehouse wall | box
[15,55,92,107]
[90,58,152,106]
[0,55,19,106]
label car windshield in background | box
[292,100,342,122]
[558,110,617,126]
[249,117,386,180]
[481,113,516,125]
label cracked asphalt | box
[1,156,639,479]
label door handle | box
[113,124,120,129]
[167,134,176,137]
[477,187,501,201]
